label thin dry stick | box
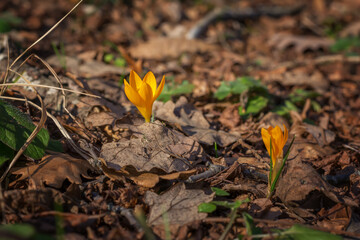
[0,36,10,95]
[30,54,92,137]
[0,82,99,98]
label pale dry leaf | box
[11,153,96,188]
[268,33,334,53]
[290,121,336,146]
[260,68,329,93]
[154,96,240,146]
[129,37,217,60]
[47,56,128,77]
[258,112,290,131]
[100,121,205,173]
[144,183,214,226]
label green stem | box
[268,136,295,198]
[219,208,238,240]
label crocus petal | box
[129,70,143,90]
[153,75,165,101]
[143,71,157,96]
[283,124,288,147]
[261,128,271,156]
[137,106,152,123]
[138,81,153,104]
[124,79,145,107]
[271,126,283,158]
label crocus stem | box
[151,111,155,122]
[267,136,295,199]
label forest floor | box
[0,0,360,239]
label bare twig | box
[186,162,226,183]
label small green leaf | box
[211,198,250,209]
[158,80,194,102]
[211,187,230,196]
[214,82,231,100]
[114,57,126,67]
[239,95,268,117]
[104,53,114,63]
[0,224,36,238]
[0,12,22,33]
[0,100,49,159]
[198,203,217,213]
[311,100,321,112]
[0,141,14,166]
[47,139,63,153]
[243,212,262,236]
[279,224,342,240]
[330,36,360,53]
[284,100,299,112]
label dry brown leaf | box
[129,37,217,60]
[100,121,204,187]
[154,97,240,146]
[258,112,290,131]
[276,157,358,208]
[100,159,196,188]
[85,111,118,128]
[76,96,126,121]
[290,121,336,146]
[11,153,96,188]
[340,21,360,37]
[144,183,214,225]
[268,33,334,53]
[249,198,282,220]
[218,103,241,129]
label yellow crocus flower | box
[261,125,288,184]
[124,70,165,122]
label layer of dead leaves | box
[0,0,360,239]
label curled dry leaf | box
[144,183,214,226]
[11,153,96,188]
[276,160,358,208]
[154,96,240,146]
[100,121,204,187]
[290,121,336,146]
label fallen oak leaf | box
[11,153,97,188]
